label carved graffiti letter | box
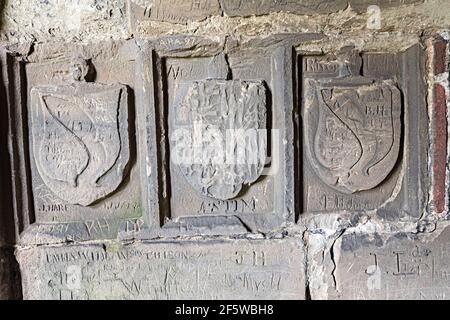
[31,82,129,206]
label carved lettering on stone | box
[17,240,305,299]
[304,80,401,194]
[129,0,221,27]
[171,79,267,200]
[30,83,129,206]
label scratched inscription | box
[330,227,450,300]
[130,0,221,25]
[219,0,424,16]
[30,83,129,206]
[304,80,401,194]
[172,79,267,200]
[18,240,304,300]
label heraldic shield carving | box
[171,79,267,200]
[304,79,401,194]
[30,83,129,206]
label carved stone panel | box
[305,80,401,194]
[30,83,129,206]
[17,239,305,300]
[6,43,144,244]
[0,49,23,300]
[323,225,450,300]
[299,45,428,217]
[220,0,424,17]
[136,35,311,236]
[172,79,267,200]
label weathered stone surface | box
[432,84,447,214]
[1,0,129,43]
[128,0,221,29]
[304,79,401,194]
[30,82,129,206]
[300,45,428,218]
[434,38,448,75]
[0,1,447,301]
[3,43,144,244]
[220,0,424,17]
[323,224,450,300]
[172,79,267,200]
[17,239,305,300]
[136,36,301,235]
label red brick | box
[434,40,448,75]
[433,84,447,214]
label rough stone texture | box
[134,35,318,237]
[432,84,447,214]
[0,47,22,300]
[17,239,305,300]
[172,79,267,200]
[0,0,449,300]
[128,0,221,30]
[319,224,450,300]
[30,82,129,206]
[0,0,129,43]
[219,0,424,17]
[434,39,448,75]
[5,41,142,245]
[304,79,402,194]
[301,45,428,218]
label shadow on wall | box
[0,1,23,300]
[0,0,5,31]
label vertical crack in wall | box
[329,229,345,291]
[1,0,450,300]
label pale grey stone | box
[30,82,129,206]
[304,79,401,194]
[172,79,267,200]
[220,0,424,17]
[5,44,143,244]
[323,224,450,300]
[300,44,428,219]
[17,239,305,300]
[1,0,128,43]
[128,0,221,28]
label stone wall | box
[0,0,449,300]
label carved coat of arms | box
[30,82,129,206]
[171,79,267,200]
[304,79,401,194]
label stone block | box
[220,0,424,17]
[0,247,22,300]
[2,0,128,42]
[17,239,305,300]
[298,44,428,219]
[5,42,144,244]
[135,34,321,236]
[128,0,221,31]
[324,224,450,300]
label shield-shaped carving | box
[30,83,129,206]
[171,79,267,200]
[304,79,401,194]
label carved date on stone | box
[304,80,401,194]
[30,83,129,206]
[171,79,267,200]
